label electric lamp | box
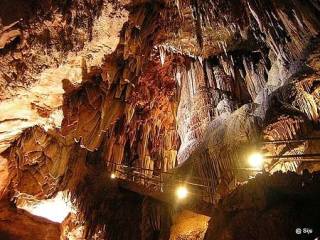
[248,152,264,169]
[176,186,188,199]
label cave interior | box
[1,0,320,239]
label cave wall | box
[0,199,61,240]
[0,0,320,239]
[66,148,173,240]
[171,0,320,205]
[204,171,320,240]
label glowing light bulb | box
[110,173,116,179]
[176,186,188,199]
[248,152,264,169]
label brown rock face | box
[169,210,209,240]
[1,0,320,239]
[0,156,9,198]
[0,200,61,240]
[204,171,320,240]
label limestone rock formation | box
[0,199,61,240]
[204,171,320,240]
[0,0,320,239]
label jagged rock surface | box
[0,0,320,239]
[0,199,61,240]
[204,171,320,240]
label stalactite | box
[2,126,76,200]
[1,0,320,239]
[242,55,267,100]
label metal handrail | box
[105,135,320,203]
[113,166,210,188]
[262,136,320,144]
[106,161,214,183]
[264,153,320,159]
[108,161,213,199]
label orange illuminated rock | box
[0,200,61,240]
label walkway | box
[107,162,215,216]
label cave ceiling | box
[0,0,320,239]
